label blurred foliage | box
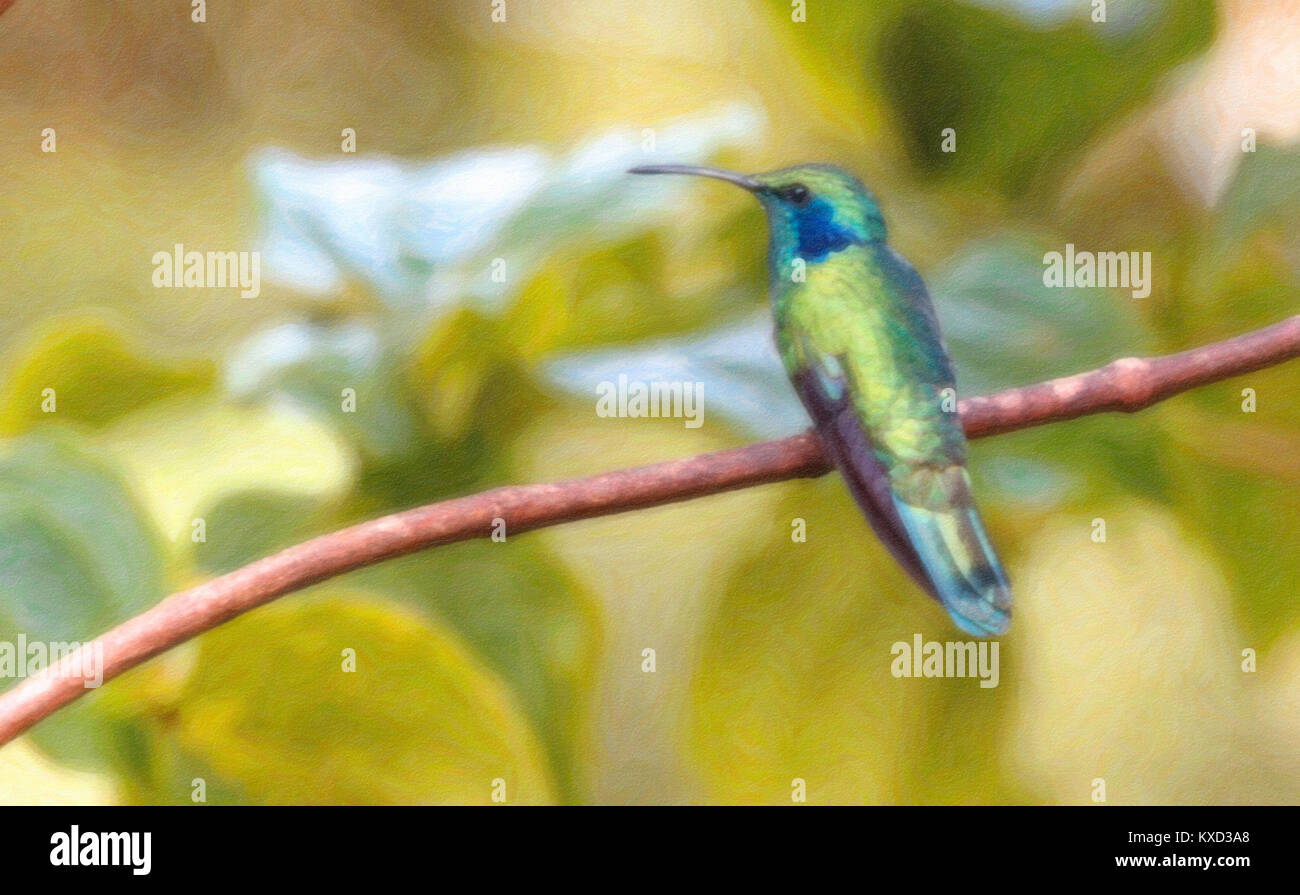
[0,319,214,436]
[0,0,1297,804]
[878,0,1215,195]
[103,598,556,804]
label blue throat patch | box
[794,199,864,262]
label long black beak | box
[628,164,762,192]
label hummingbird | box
[629,163,1011,636]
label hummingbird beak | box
[628,164,762,192]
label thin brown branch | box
[1,314,1297,745]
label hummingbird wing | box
[789,362,938,591]
[779,245,1011,636]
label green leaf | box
[96,397,355,542]
[170,596,557,804]
[876,0,1214,196]
[933,234,1150,396]
[351,537,601,804]
[0,433,163,636]
[191,491,327,576]
[0,433,167,766]
[685,481,956,804]
[0,318,213,437]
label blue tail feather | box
[891,496,1011,637]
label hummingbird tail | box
[791,365,1011,635]
[890,480,1011,637]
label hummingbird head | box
[629,163,887,266]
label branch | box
[1,314,1297,745]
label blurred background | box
[0,0,1297,805]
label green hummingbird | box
[630,163,1010,636]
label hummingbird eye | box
[782,183,812,206]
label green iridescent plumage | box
[631,163,1011,635]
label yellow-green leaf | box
[0,317,213,436]
[173,596,555,805]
